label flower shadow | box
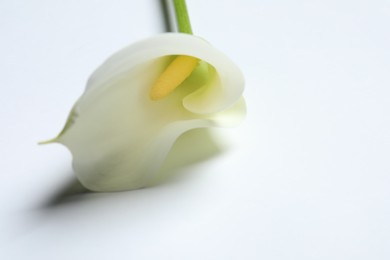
[41,175,89,208]
[42,128,226,208]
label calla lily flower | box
[48,33,245,192]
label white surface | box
[0,0,389,259]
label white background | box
[0,0,389,259]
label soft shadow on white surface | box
[39,176,89,207]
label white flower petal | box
[55,33,245,191]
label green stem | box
[173,0,193,34]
